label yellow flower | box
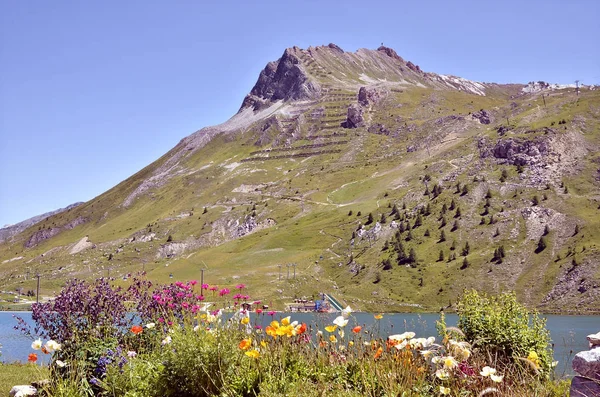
[439,386,451,395]
[527,351,541,369]
[260,340,267,348]
[241,317,250,325]
[239,338,252,350]
[325,325,338,333]
[329,335,337,343]
[374,314,383,320]
[348,341,354,347]
[281,316,291,326]
[245,349,260,359]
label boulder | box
[343,104,364,128]
[570,375,600,397]
[9,385,37,397]
[471,109,493,124]
[572,348,600,379]
[588,332,600,349]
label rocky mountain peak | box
[241,47,321,111]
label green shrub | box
[456,290,553,375]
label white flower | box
[443,356,459,369]
[55,360,66,368]
[490,374,504,383]
[31,339,42,350]
[439,386,451,395]
[193,325,201,332]
[435,368,450,380]
[145,322,156,329]
[333,315,348,327]
[127,351,137,358]
[162,336,172,345]
[341,306,352,319]
[45,340,61,353]
[551,360,559,367]
[480,366,497,377]
[393,340,408,350]
[420,349,434,359]
[388,332,415,341]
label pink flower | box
[252,300,261,306]
[219,288,230,296]
[268,311,276,316]
[235,283,246,290]
[201,284,209,290]
[210,286,218,291]
[158,317,165,323]
[256,308,263,314]
[190,280,198,286]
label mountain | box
[1,44,599,312]
[0,202,83,243]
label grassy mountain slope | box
[1,44,599,312]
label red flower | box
[256,308,263,314]
[352,326,362,334]
[131,325,143,335]
[297,323,307,335]
[28,353,38,363]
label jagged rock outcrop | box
[342,104,364,128]
[157,242,187,259]
[478,137,550,166]
[358,86,385,107]
[241,48,321,111]
[25,216,87,248]
[471,109,493,124]
[0,202,83,243]
[376,46,404,63]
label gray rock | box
[358,86,384,107]
[9,385,37,397]
[471,109,493,124]
[570,375,600,397]
[588,332,600,349]
[343,104,364,128]
[572,348,600,379]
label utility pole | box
[286,264,290,279]
[575,80,580,96]
[293,263,296,279]
[200,269,205,297]
[36,274,40,304]
[278,264,282,280]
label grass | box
[0,363,47,396]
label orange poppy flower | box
[28,353,38,363]
[239,338,252,350]
[352,326,362,334]
[374,346,383,360]
[297,323,307,335]
[41,346,49,354]
[131,325,143,335]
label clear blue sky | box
[1,0,598,227]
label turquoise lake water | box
[1,311,596,376]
